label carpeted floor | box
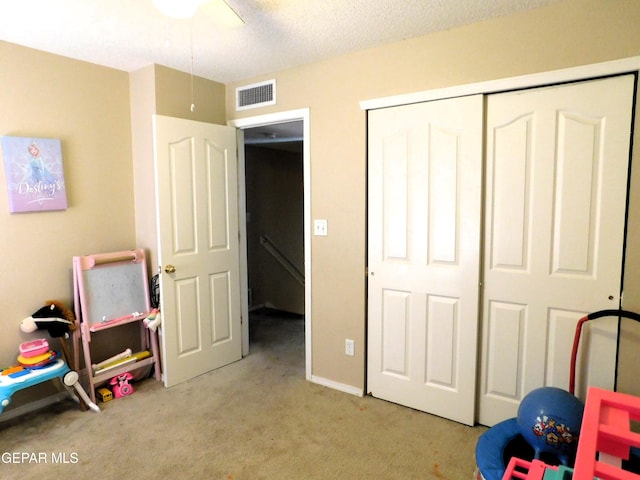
[0,309,486,479]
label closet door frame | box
[360,56,640,111]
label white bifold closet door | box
[478,75,634,426]
[367,74,635,426]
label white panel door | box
[153,115,242,388]
[478,75,634,426]
[367,95,483,426]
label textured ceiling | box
[0,0,559,84]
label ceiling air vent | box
[236,79,276,111]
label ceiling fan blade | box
[201,0,245,28]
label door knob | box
[164,264,176,274]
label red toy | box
[502,387,640,479]
[502,458,558,480]
[573,387,640,480]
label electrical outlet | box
[345,339,355,356]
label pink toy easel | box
[72,249,162,403]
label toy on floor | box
[517,387,584,466]
[96,387,113,402]
[110,372,134,398]
[0,359,97,413]
[476,386,585,479]
[0,301,100,416]
[502,387,640,479]
[502,457,562,480]
[0,357,99,414]
[477,310,640,480]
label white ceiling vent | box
[236,79,276,111]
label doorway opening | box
[230,108,312,380]
[244,121,305,365]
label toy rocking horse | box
[20,300,77,366]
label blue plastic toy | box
[517,386,584,465]
[0,359,99,415]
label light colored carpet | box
[0,310,486,479]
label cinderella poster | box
[1,136,68,213]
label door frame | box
[228,108,312,380]
[360,56,640,420]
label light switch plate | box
[314,219,328,236]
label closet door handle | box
[164,264,176,274]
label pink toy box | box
[19,339,49,358]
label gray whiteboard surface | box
[80,261,149,325]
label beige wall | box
[154,64,226,125]
[0,42,135,370]
[130,64,226,271]
[226,0,640,391]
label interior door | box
[478,75,635,426]
[153,115,242,388]
[367,95,483,426]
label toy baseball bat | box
[94,357,137,374]
[92,348,132,371]
[94,350,151,374]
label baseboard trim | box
[310,375,364,397]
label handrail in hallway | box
[259,234,305,286]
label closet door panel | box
[485,301,526,398]
[478,75,634,426]
[429,127,459,263]
[489,115,532,270]
[552,112,600,275]
[368,95,483,426]
[382,130,409,261]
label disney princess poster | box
[1,136,68,213]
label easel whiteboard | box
[73,249,151,327]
